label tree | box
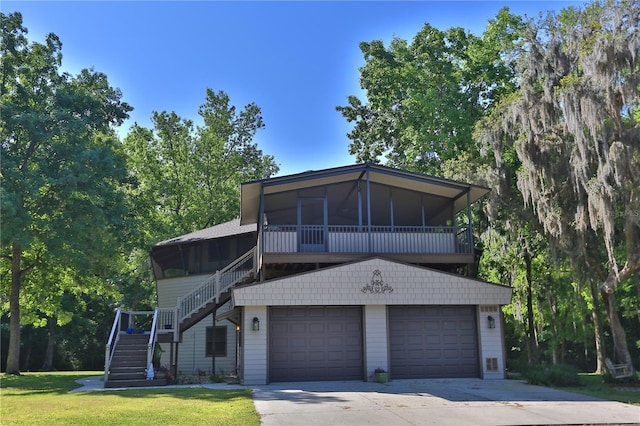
[475,0,640,373]
[123,89,279,240]
[337,8,522,176]
[1,12,133,374]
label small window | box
[206,326,227,357]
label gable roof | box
[154,218,256,247]
[232,257,512,306]
[240,163,490,225]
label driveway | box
[251,378,640,426]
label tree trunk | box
[42,316,56,371]
[20,338,31,372]
[550,295,559,365]
[601,290,635,375]
[6,243,22,375]
[589,278,606,374]
[524,251,539,364]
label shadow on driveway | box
[252,379,640,426]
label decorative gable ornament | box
[361,269,394,294]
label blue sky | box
[4,1,581,176]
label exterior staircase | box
[105,247,256,388]
[104,334,166,388]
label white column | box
[477,306,506,379]
[364,305,388,381]
[242,305,268,385]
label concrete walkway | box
[73,376,640,425]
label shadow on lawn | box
[80,387,254,402]
[1,373,94,396]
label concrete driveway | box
[252,378,640,426]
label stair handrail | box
[104,308,122,382]
[178,247,255,323]
[147,308,159,372]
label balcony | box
[261,225,474,265]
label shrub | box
[522,364,582,387]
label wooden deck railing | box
[263,225,473,254]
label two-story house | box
[105,163,512,386]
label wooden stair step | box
[104,378,167,388]
[108,372,146,381]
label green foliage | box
[123,89,279,241]
[337,9,523,176]
[475,0,640,371]
[1,11,134,374]
[522,364,582,387]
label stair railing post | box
[105,308,122,385]
[173,306,179,342]
[253,245,258,279]
[215,270,221,303]
[147,308,159,371]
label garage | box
[269,306,363,382]
[389,306,479,379]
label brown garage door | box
[269,307,363,382]
[389,306,479,379]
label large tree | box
[124,89,279,240]
[476,0,639,372]
[1,12,133,374]
[337,8,522,176]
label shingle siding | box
[233,258,512,306]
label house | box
[105,163,512,386]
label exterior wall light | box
[487,315,496,329]
[252,317,260,331]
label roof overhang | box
[154,219,256,248]
[240,163,490,225]
[216,307,241,325]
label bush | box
[522,364,582,387]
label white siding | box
[156,275,214,308]
[158,318,237,376]
[478,305,506,379]
[233,259,512,383]
[242,306,267,385]
[156,277,238,377]
[364,305,388,380]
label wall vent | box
[486,357,498,372]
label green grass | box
[552,373,640,406]
[1,372,260,426]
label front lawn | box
[1,372,260,426]
[556,373,640,406]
